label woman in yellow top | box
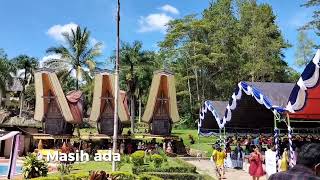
[280,148,289,172]
[214,147,226,180]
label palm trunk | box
[138,98,142,123]
[19,69,27,118]
[75,74,80,137]
[130,95,135,133]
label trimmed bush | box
[110,171,136,180]
[31,172,89,180]
[131,150,145,166]
[138,174,163,180]
[144,172,203,180]
[150,154,163,167]
[132,165,196,174]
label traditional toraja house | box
[142,70,179,135]
[89,70,130,136]
[34,68,84,136]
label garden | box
[23,148,213,180]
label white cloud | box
[138,13,173,33]
[40,54,62,68]
[160,4,179,15]
[47,22,78,42]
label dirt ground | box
[187,159,267,180]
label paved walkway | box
[186,159,267,180]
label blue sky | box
[0,0,317,71]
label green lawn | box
[172,129,217,157]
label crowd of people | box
[212,135,320,180]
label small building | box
[142,70,180,135]
[34,68,84,135]
[89,70,130,136]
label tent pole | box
[223,127,226,148]
[287,113,294,167]
[274,111,279,172]
[219,128,222,147]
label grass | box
[79,128,217,157]
[172,129,217,157]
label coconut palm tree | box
[45,26,102,137]
[45,26,102,90]
[116,41,156,132]
[12,55,38,117]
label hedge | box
[137,174,163,180]
[143,172,203,180]
[110,171,136,180]
[31,172,89,180]
[132,165,196,174]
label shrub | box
[57,163,72,175]
[150,154,163,167]
[158,149,167,162]
[131,150,145,166]
[22,153,48,179]
[138,174,163,180]
[132,166,196,174]
[110,171,136,180]
[144,172,203,180]
[31,177,60,180]
[117,155,130,171]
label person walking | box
[269,143,320,180]
[249,146,264,180]
[214,146,227,179]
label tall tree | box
[295,30,315,68]
[238,0,290,82]
[12,55,38,117]
[45,26,102,136]
[115,41,157,132]
[45,26,102,90]
[0,49,15,108]
[302,0,320,37]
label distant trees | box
[12,55,38,117]
[160,0,295,127]
[295,30,315,68]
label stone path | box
[186,159,267,180]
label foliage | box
[44,26,102,90]
[109,171,136,180]
[295,30,315,68]
[301,0,320,36]
[12,55,39,117]
[143,172,204,180]
[131,150,145,166]
[22,153,48,179]
[0,49,15,92]
[57,163,73,175]
[25,84,35,108]
[132,165,196,174]
[137,174,163,180]
[111,41,160,131]
[159,0,296,127]
[31,172,89,180]
[117,154,130,171]
[89,171,109,180]
[150,154,163,167]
